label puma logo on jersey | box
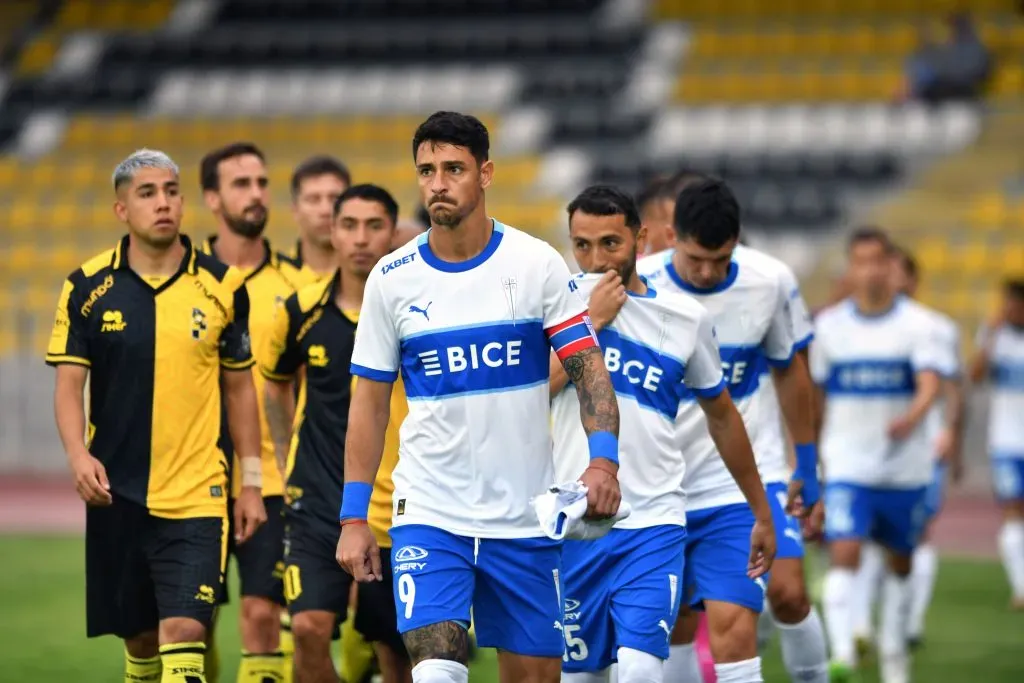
[410,302,433,321]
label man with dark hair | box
[282,156,352,283]
[336,111,621,683]
[263,184,410,683]
[637,179,826,683]
[852,246,966,654]
[552,185,774,683]
[970,278,1024,611]
[811,228,950,683]
[198,141,304,683]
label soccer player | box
[551,185,775,683]
[47,148,267,683]
[852,248,965,652]
[637,179,827,683]
[280,155,352,283]
[811,228,948,683]
[199,142,302,683]
[336,111,622,683]
[969,279,1024,610]
[261,184,412,683]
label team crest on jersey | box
[190,307,208,340]
[502,277,518,323]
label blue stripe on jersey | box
[596,328,687,419]
[716,345,763,400]
[992,361,1024,390]
[400,320,549,399]
[824,359,915,397]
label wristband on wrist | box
[339,481,373,521]
[587,431,619,466]
[240,457,263,489]
[794,443,818,476]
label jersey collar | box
[203,235,278,279]
[416,219,505,273]
[111,233,199,276]
[664,255,739,295]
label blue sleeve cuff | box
[693,377,727,399]
[793,334,814,351]
[350,363,399,383]
[765,347,796,369]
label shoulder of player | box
[635,250,670,278]
[643,287,708,323]
[69,246,118,288]
[813,300,849,327]
[294,277,333,314]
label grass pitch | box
[0,536,1020,681]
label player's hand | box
[887,414,917,441]
[579,458,621,519]
[801,500,825,540]
[747,516,776,579]
[587,271,628,331]
[337,521,382,582]
[934,427,960,464]
[69,450,112,506]
[234,486,267,544]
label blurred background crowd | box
[0,0,1021,495]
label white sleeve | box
[910,320,951,377]
[542,247,589,330]
[938,320,962,379]
[778,263,814,350]
[349,265,400,382]
[761,273,798,367]
[684,308,726,398]
[809,335,830,385]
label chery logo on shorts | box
[563,598,582,621]
[394,545,429,572]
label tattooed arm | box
[564,345,622,517]
[264,379,296,477]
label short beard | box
[225,212,266,238]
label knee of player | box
[766,577,810,624]
[124,630,160,659]
[402,621,471,665]
[159,617,207,646]
[240,596,281,630]
[290,611,335,646]
[615,647,662,683]
[705,606,758,662]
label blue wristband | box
[587,431,619,466]
[794,443,818,476]
[339,482,373,521]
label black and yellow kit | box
[201,236,317,605]
[260,272,406,650]
[279,240,330,288]
[46,234,248,637]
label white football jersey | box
[734,245,815,485]
[638,248,798,510]
[980,324,1024,458]
[810,297,954,488]
[919,305,961,455]
[350,221,596,538]
[551,273,725,528]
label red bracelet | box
[340,519,368,527]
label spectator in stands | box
[901,13,992,104]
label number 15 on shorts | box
[557,622,588,662]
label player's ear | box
[479,159,494,190]
[203,189,221,213]
[634,225,648,256]
[113,198,128,224]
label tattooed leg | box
[401,621,470,666]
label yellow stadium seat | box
[916,239,949,275]
[1000,244,1024,276]
[968,193,1011,229]
[8,245,40,278]
[25,285,59,317]
[961,243,992,275]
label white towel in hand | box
[533,481,631,541]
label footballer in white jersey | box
[969,279,1024,608]
[336,113,621,683]
[549,187,772,682]
[812,229,949,682]
[639,179,823,683]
